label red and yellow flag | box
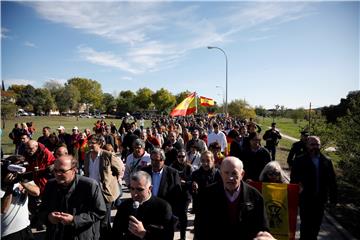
[170,92,196,117]
[249,182,299,240]
[199,96,215,106]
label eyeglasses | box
[129,187,145,192]
[177,155,186,158]
[54,168,74,174]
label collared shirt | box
[151,168,164,197]
[207,131,228,152]
[89,151,101,183]
[224,185,241,203]
[312,155,320,193]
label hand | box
[253,231,276,240]
[3,172,17,185]
[59,212,74,225]
[48,212,62,224]
[128,215,146,238]
[192,182,198,193]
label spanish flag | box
[200,96,215,106]
[170,92,196,117]
[249,182,299,240]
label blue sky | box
[1,1,359,109]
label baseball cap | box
[72,126,79,130]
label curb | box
[324,210,357,240]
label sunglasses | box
[177,155,186,158]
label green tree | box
[152,88,176,113]
[33,88,55,115]
[289,108,306,124]
[55,84,81,113]
[228,99,256,119]
[9,84,36,111]
[175,91,192,104]
[116,90,136,113]
[335,92,360,185]
[1,90,17,128]
[255,105,267,117]
[67,77,103,108]
[134,88,154,110]
[102,93,117,114]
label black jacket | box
[197,181,269,240]
[112,196,173,240]
[287,140,307,167]
[290,153,337,204]
[39,175,107,240]
[142,165,182,213]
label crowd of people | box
[1,114,337,240]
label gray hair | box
[259,161,289,183]
[133,139,145,148]
[150,148,166,161]
[221,156,244,171]
[130,170,152,186]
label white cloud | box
[1,27,9,39]
[4,78,36,87]
[77,46,141,74]
[30,2,312,74]
[121,76,133,81]
[24,41,37,48]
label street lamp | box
[216,85,225,113]
[208,46,228,116]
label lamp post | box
[208,46,228,116]
[216,85,225,113]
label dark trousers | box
[2,226,34,240]
[299,200,324,240]
[176,199,191,239]
[100,201,113,240]
[265,145,276,160]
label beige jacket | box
[84,150,124,203]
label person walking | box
[39,155,106,240]
[290,136,337,240]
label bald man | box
[25,140,55,193]
[196,156,270,240]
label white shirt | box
[124,152,151,186]
[89,151,101,183]
[207,131,228,152]
[1,183,31,237]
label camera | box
[1,159,34,184]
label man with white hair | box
[197,156,271,240]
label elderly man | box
[24,140,55,194]
[112,171,174,240]
[290,136,337,240]
[197,156,270,240]
[39,155,106,240]
[124,139,151,186]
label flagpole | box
[195,92,198,114]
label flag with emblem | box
[249,182,299,240]
[199,96,215,106]
[170,92,196,117]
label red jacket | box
[26,143,55,194]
